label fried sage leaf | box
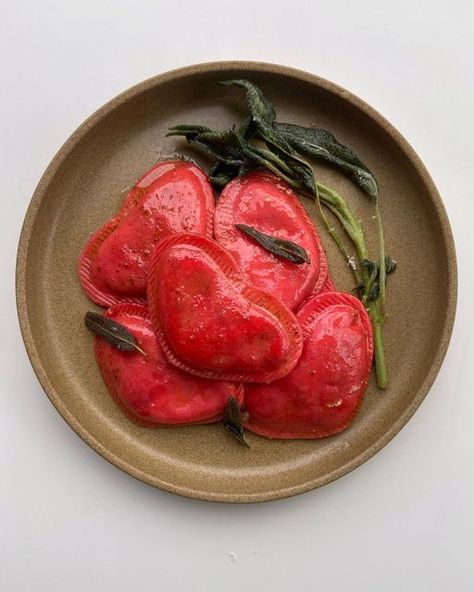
[223,397,249,448]
[169,127,265,169]
[208,161,239,187]
[168,126,246,166]
[85,312,146,355]
[384,255,397,274]
[169,124,303,191]
[220,80,317,195]
[274,122,378,198]
[360,258,378,278]
[236,223,310,264]
[367,282,381,302]
[219,79,276,127]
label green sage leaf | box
[208,161,239,187]
[352,284,366,299]
[360,258,378,277]
[168,126,246,166]
[367,282,381,302]
[274,122,378,198]
[238,114,256,139]
[219,80,317,194]
[236,224,310,264]
[85,312,146,355]
[219,79,276,127]
[384,256,397,274]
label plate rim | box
[16,60,458,503]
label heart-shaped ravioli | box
[214,171,327,310]
[314,272,335,295]
[94,303,243,426]
[147,233,303,383]
[79,160,214,307]
[244,292,373,439]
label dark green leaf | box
[223,397,249,448]
[169,125,276,173]
[264,136,317,195]
[85,312,146,355]
[199,129,247,164]
[367,282,381,302]
[168,126,247,166]
[352,284,365,299]
[193,139,244,166]
[238,115,256,140]
[360,258,378,277]
[168,119,316,195]
[384,256,397,274]
[286,158,317,194]
[218,80,317,194]
[167,124,213,136]
[274,122,378,198]
[236,224,310,264]
[208,161,239,187]
[360,259,380,302]
[219,79,276,127]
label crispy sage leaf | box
[170,122,304,192]
[360,258,378,277]
[238,114,256,139]
[352,284,365,299]
[358,256,395,303]
[268,138,317,195]
[219,79,276,127]
[85,312,146,355]
[275,122,378,198]
[384,256,397,274]
[223,397,249,448]
[169,126,271,170]
[208,161,239,187]
[236,224,310,264]
[168,126,245,166]
[367,282,381,302]
[220,80,317,194]
[167,124,214,135]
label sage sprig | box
[169,80,397,388]
[236,224,310,264]
[85,312,146,356]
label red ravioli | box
[214,171,327,310]
[314,273,335,294]
[244,292,373,439]
[95,303,243,426]
[79,160,214,307]
[147,233,303,383]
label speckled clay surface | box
[16,62,457,502]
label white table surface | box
[1,1,473,590]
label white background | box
[1,1,473,590]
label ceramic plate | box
[16,62,456,502]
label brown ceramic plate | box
[16,62,456,502]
